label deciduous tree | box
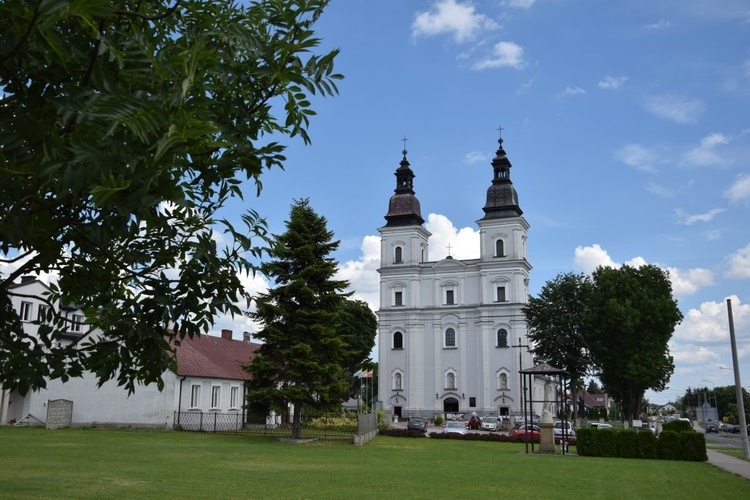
[0,1,341,394]
[245,199,351,439]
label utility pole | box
[727,298,749,459]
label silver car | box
[443,421,469,435]
[481,416,499,431]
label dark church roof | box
[384,149,425,227]
[481,135,523,220]
[175,333,260,380]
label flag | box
[363,370,373,378]
[353,369,363,378]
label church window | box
[444,328,456,348]
[495,239,505,257]
[420,244,426,263]
[394,246,403,264]
[496,286,506,302]
[446,372,456,390]
[393,331,403,349]
[393,372,403,391]
[445,289,454,305]
[497,329,508,347]
[469,397,476,408]
[499,373,508,390]
[394,291,403,306]
[190,385,201,409]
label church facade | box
[376,136,538,421]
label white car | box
[553,421,576,443]
[590,422,613,430]
[443,421,469,435]
[481,416,499,431]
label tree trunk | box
[292,402,302,439]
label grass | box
[0,427,748,499]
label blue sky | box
[223,0,750,405]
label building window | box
[37,305,50,323]
[499,373,508,390]
[496,286,506,302]
[445,289,455,305]
[71,314,84,332]
[393,331,403,349]
[445,328,456,348]
[420,244,426,263]
[394,291,403,306]
[495,239,505,257]
[469,397,476,408]
[190,385,201,409]
[230,387,239,409]
[394,246,403,264]
[393,372,403,391]
[20,301,33,321]
[445,372,456,390]
[497,328,508,347]
[211,386,221,409]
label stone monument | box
[539,381,556,453]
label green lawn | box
[0,427,747,499]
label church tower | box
[377,135,534,423]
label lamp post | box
[702,379,717,422]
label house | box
[377,136,544,422]
[1,276,260,428]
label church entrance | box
[394,406,402,418]
[443,397,459,413]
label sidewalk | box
[706,449,750,480]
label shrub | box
[616,429,638,458]
[657,431,681,461]
[433,415,444,426]
[575,427,598,456]
[379,428,427,438]
[662,420,692,433]
[679,432,708,462]
[637,429,658,459]
[598,428,617,457]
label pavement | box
[706,449,750,480]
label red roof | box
[174,334,260,381]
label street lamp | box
[702,379,718,422]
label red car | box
[511,424,540,441]
[467,415,481,430]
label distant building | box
[376,136,543,421]
[1,276,259,428]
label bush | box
[662,420,692,433]
[598,428,617,457]
[616,429,638,458]
[637,429,658,460]
[575,427,598,456]
[379,428,427,438]
[433,415,444,426]
[679,432,708,462]
[657,431,681,461]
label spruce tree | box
[246,199,350,438]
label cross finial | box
[497,125,504,138]
[446,243,452,257]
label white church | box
[376,135,543,422]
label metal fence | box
[174,412,378,440]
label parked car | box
[407,416,428,433]
[705,423,719,433]
[511,424,540,441]
[443,421,468,435]
[729,424,741,434]
[553,421,576,444]
[467,415,481,430]
[481,416,499,432]
[590,422,613,430]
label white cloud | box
[670,344,720,365]
[644,19,674,30]
[473,41,526,70]
[681,133,731,168]
[674,208,724,225]
[425,213,480,260]
[464,151,488,164]
[645,182,676,198]
[573,244,713,297]
[557,86,586,99]
[725,174,750,204]
[725,243,750,279]
[412,0,499,44]
[502,0,536,8]
[598,76,628,90]
[674,296,749,344]
[614,143,660,173]
[643,94,704,124]
[337,235,381,311]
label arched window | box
[495,239,505,257]
[393,331,403,349]
[497,328,508,348]
[394,246,403,264]
[445,328,456,348]
[499,373,508,390]
[393,372,403,391]
[446,372,456,390]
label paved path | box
[706,449,750,480]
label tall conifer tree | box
[246,199,350,438]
